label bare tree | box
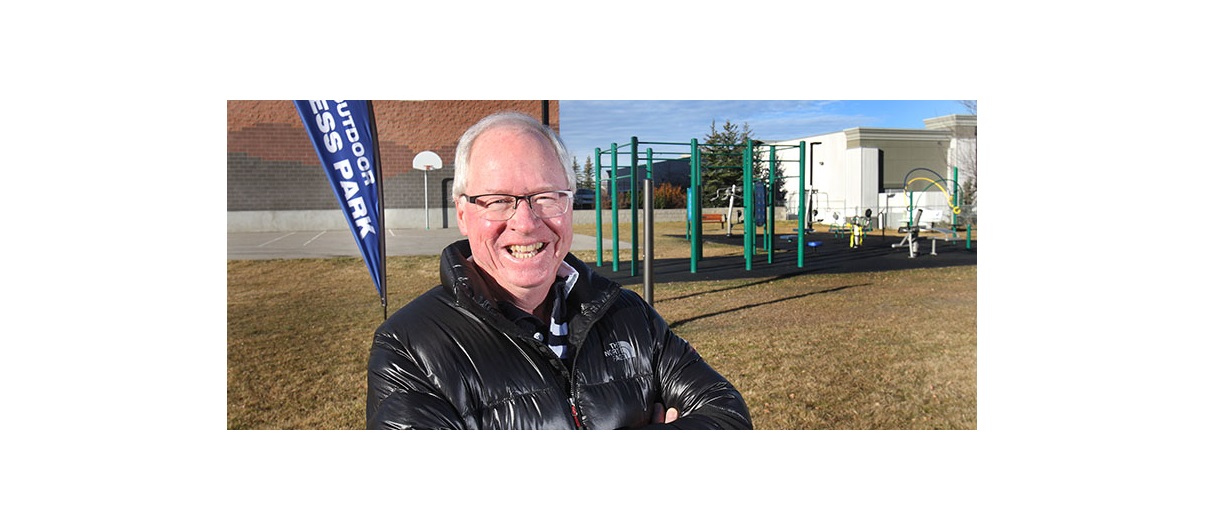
[955,100,977,222]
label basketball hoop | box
[412,151,443,230]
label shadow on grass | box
[588,230,975,288]
[657,272,806,303]
[666,283,870,328]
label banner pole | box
[367,100,388,321]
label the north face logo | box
[603,340,635,361]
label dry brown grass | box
[228,222,975,429]
[654,267,976,429]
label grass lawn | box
[228,222,975,429]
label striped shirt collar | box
[489,261,579,360]
[548,261,578,359]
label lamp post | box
[808,141,822,230]
[884,193,895,238]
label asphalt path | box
[227,227,618,260]
[227,226,975,283]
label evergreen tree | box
[700,120,744,207]
[701,120,775,207]
[759,146,788,204]
[581,156,595,189]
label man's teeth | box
[508,242,545,258]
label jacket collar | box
[439,240,620,335]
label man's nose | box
[508,197,541,226]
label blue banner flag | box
[294,100,385,298]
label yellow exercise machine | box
[847,208,873,248]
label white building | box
[763,114,976,231]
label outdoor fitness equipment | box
[901,167,962,230]
[588,140,665,303]
[892,207,925,258]
[847,208,873,248]
[593,140,660,280]
[826,207,872,248]
[592,137,812,276]
[708,184,740,237]
[739,139,809,269]
[889,168,968,257]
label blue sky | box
[559,100,971,165]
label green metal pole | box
[690,138,701,273]
[767,145,776,263]
[594,148,603,266]
[743,138,753,271]
[610,143,619,272]
[952,166,959,227]
[630,136,639,277]
[907,191,914,230]
[647,147,655,203]
[798,141,805,268]
[646,147,655,295]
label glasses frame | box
[462,189,574,221]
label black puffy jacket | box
[366,240,752,429]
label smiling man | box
[453,120,573,322]
[366,111,752,430]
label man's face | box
[455,127,573,304]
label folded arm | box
[640,312,753,430]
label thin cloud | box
[558,100,965,162]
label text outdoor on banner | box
[293,100,385,298]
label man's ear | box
[455,199,470,236]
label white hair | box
[452,111,576,198]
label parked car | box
[574,188,597,209]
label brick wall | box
[227,100,559,212]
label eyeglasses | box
[463,190,574,221]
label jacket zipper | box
[529,337,583,429]
[567,351,584,429]
[569,398,583,429]
[567,342,584,429]
[563,293,619,430]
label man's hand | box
[652,403,679,424]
